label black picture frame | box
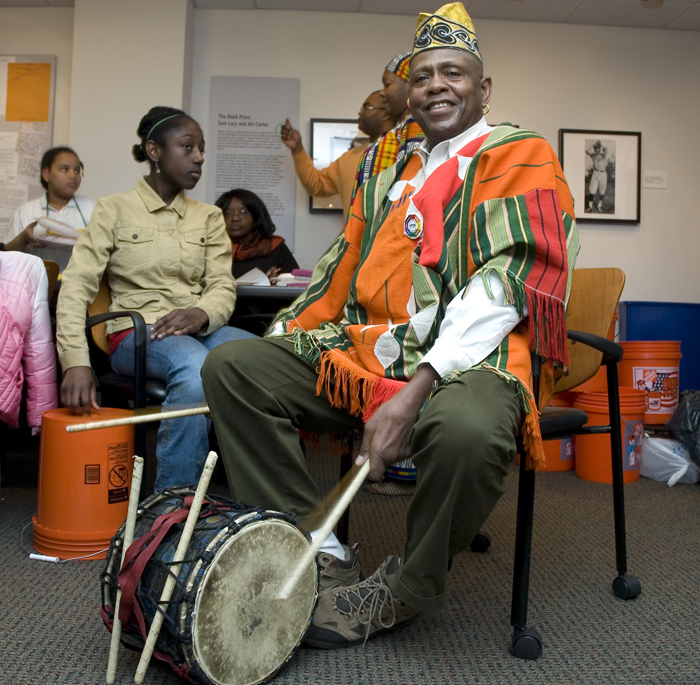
[558,129,641,224]
[308,118,366,214]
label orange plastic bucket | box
[573,388,646,484]
[618,341,682,424]
[541,394,576,472]
[32,408,134,560]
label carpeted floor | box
[1,427,699,685]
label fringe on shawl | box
[480,268,569,368]
[315,350,406,421]
[285,328,326,366]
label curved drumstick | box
[134,451,218,684]
[66,405,210,433]
[277,459,370,600]
[106,455,144,685]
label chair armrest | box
[568,330,623,363]
[85,310,148,409]
[86,309,147,344]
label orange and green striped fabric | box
[270,127,579,468]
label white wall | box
[0,7,74,145]
[189,10,418,269]
[69,0,194,199]
[191,9,700,303]
[2,5,699,304]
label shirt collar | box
[135,176,187,217]
[44,195,78,212]
[417,117,491,165]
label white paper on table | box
[236,267,270,286]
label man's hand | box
[279,118,303,155]
[61,366,99,415]
[150,307,208,340]
[357,364,440,481]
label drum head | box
[192,519,317,685]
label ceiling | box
[2,0,699,31]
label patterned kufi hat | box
[385,52,411,82]
[412,2,482,64]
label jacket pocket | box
[115,290,161,310]
[115,227,155,267]
[181,229,207,280]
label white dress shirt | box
[4,194,95,272]
[407,118,524,378]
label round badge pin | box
[404,214,423,240]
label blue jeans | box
[111,325,255,490]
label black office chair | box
[86,275,166,496]
[510,267,641,659]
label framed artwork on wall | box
[308,118,367,213]
[558,129,641,224]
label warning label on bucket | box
[632,366,679,414]
[108,442,129,504]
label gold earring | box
[482,103,490,116]
[407,99,411,109]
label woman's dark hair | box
[132,106,197,163]
[40,146,83,190]
[215,188,276,240]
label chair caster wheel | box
[511,627,542,660]
[612,574,642,600]
[469,531,491,554]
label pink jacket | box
[0,252,58,430]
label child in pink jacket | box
[0,252,58,433]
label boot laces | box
[333,571,399,644]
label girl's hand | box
[5,222,46,251]
[150,307,208,340]
[266,266,281,281]
[61,366,100,415]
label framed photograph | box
[558,129,641,223]
[308,118,367,213]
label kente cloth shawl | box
[350,116,425,209]
[270,126,580,469]
[231,234,284,262]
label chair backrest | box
[86,273,112,355]
[43,260,60,298]
[555,267,625,393]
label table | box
[230,284,307,335]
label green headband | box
[143,113,183,147]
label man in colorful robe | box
[202,1,579,649]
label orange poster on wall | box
[5,62,51,122]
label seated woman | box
[215,188,298,280]
[56,105,254,490]
[2,146,95,271]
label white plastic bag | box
[640,435,700,486]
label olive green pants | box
[201,337,523,613]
